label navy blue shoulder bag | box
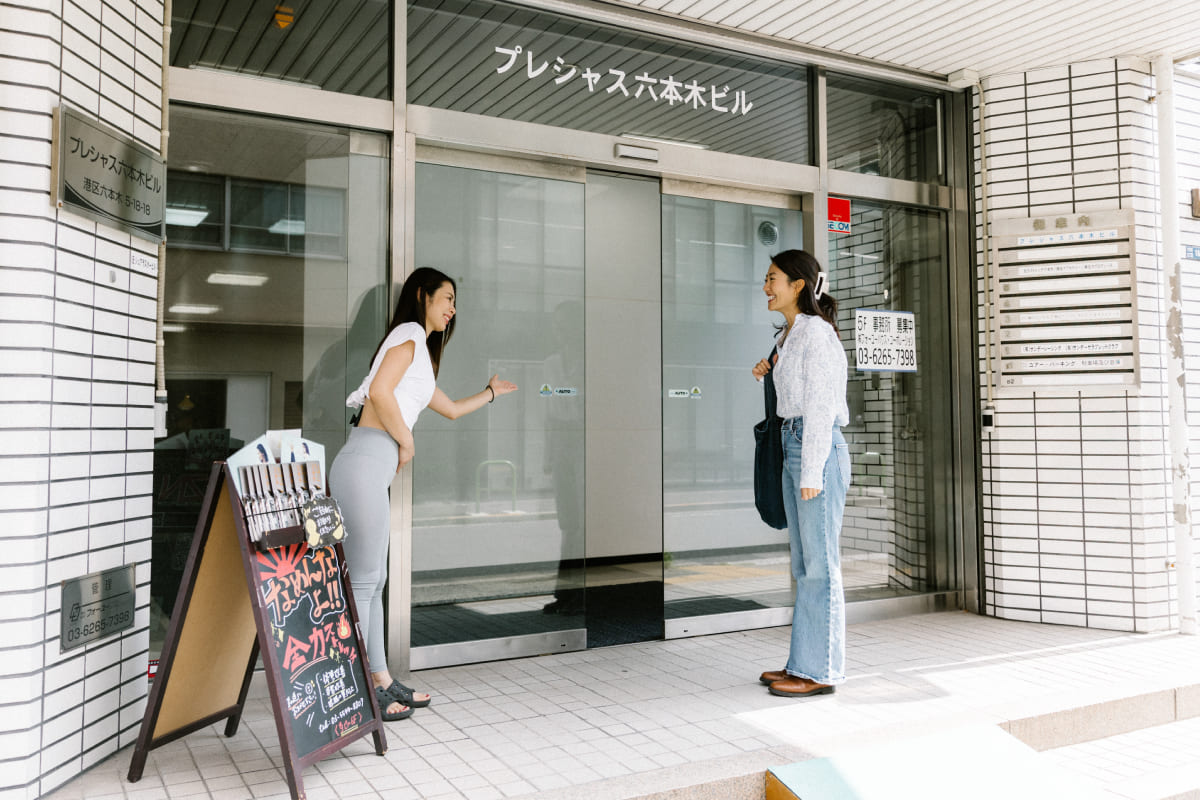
[753,348,787,529]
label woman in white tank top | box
[333,267,517,721]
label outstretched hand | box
[488,374,518,398]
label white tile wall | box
[976,58,1191,633]
[1178,72,1200,626]
[0,1,162,798]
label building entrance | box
[407,157,822,667]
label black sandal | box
[375,686,413,721]
[383,679,431,708]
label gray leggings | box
[329,426,398,671]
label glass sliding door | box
[410,161,587,668]
[662,192,958,635]
[661,191,803,633]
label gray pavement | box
[43,611,1200,800]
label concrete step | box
[1043,716,1200,800]
[528,681,1200,800]
[1002,682,1200,751]
[765,684,1200,800]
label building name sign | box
[493,43,755,116]
[51,105,165,242]
[992,208,1138,390]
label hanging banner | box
[51,105,165,242]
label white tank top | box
[345,322,436,429]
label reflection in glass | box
[661,195,803,618]
[165,172,224,247]
[828,202,955,599]
[170,0,391,99]
[827,73,943,183]
[411,163,587,649]
[150,106,389,659]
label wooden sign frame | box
[128,463,386,800]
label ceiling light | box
[161,324,188,333]
[268,219,305,235]
[165,208,210,227]
[168,304,220,315]
[207,272,269,287]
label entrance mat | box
[585,581,663,648]
[411,581,665,649]
[665,595,772,619]
[411,600,582,647]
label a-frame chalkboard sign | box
[128,462,386,800]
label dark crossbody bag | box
[753,348,788,529]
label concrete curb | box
[1002,683,1200,751]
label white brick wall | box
[0,1,162,797]
[975,58,1191,632]
[1178,73,1200,621]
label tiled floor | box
[44,611,1200,800]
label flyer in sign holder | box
[128,431,384,800]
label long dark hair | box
[770,249,838,332]
[369,266,456,376]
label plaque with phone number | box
[855,309,917,373]
[61,565,136,652]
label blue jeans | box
[781,418,850,685]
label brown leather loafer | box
[759,669,788,686]
[768,676,835,697]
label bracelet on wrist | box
[486,385,495,403]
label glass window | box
[407,0,809,164]
[151,107,389,659]
[827,73,943,183]
[164,172,224,248]
[166,172,347,259]
[230,179,290,253]
[828,201,957,598]
[170,0,391,99]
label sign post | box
[128,463,386,800]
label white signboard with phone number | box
[855,309,917,372]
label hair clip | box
[813,271,827,299]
